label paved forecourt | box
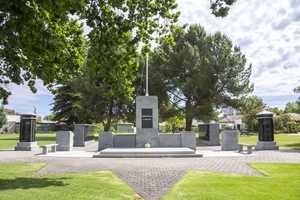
[1,144,300,200]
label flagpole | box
[145,53,149,96]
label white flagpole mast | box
[145,53,149,96]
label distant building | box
[218,115,245,130]
[285,113,300,123]
[0,115,21,133]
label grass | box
[162,163,300,200]
[0,133,57,150]
[0,163,142,200]
[239,134,300,150]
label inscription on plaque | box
[142,108,153,128]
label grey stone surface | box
[221,130,239,150]
[14,142,39,151]
[136,128,159,148]
[181,131,196,150]
[209,124,220,143]
[74,124,95,147]
[56,131,73,151]
[99,131,114,150]
[255,141,279,150]
[114,134,136,148]
[158,134,181,147]
[136,96,158,129]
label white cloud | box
[176,0,300,108]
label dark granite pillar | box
[255,111,279,150]
[15,114,38,151]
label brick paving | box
[1,146,300,200]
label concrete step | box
[93,147,203,158]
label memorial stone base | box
[15,142,39,151]
[255,141,279,150]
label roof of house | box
[219,115,244,123]
[286,113,300,122]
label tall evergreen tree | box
[150,24,253,131]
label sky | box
[4,0,300,118]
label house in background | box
[285,113,300,123]
[0,115,21,133]
[218,115,246,130]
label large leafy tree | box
[0,1,86,104]
[150,24,253,131]
[239,95,266,132]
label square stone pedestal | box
[15,142,39,151]
[255,141,279,150]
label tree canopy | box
[149,24,253,130]
[0,0,86,104]
[0,0,181,104]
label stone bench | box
[237,143,255,154]
[41,144,58,155]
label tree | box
[210,0,237,17]
[0,104,7,128]
[284,102,300,114]
[149,24,253,131]
[239,96,266,132]
[43,114,55,121]
[51,83,80,129]
[0,1,86,104]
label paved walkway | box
[1,144,300,200]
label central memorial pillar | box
[136,96,159,148]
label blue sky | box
[4,0,300,118]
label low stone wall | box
[98,131,196,150]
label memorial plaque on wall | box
[142,117,153,128]
[142,108,152,116]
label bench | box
[41,144,58,155]
[237,143,255,154]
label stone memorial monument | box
[97,54,196,152]
[198,123,220,146]
[255,110,279,150]
[73,124,95,147]
[56,131,74,151]
[136,96,159,148]
[15,114,38,151]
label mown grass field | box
[163,163,300,200]
[0,163,142,200]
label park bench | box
[41,144,58,155]
[237,143,255,154]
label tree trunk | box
[185,96,192,131]
[185,117,193,131]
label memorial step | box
[93,147,203,158]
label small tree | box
[0,105,7,129]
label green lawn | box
[0,133,57,150]
[163,163,300,200]
[239,134,300,150]
[0,163,142,200]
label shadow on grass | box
[0,177,70,190]
[35,137,56,142]
[283,143,300,150]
